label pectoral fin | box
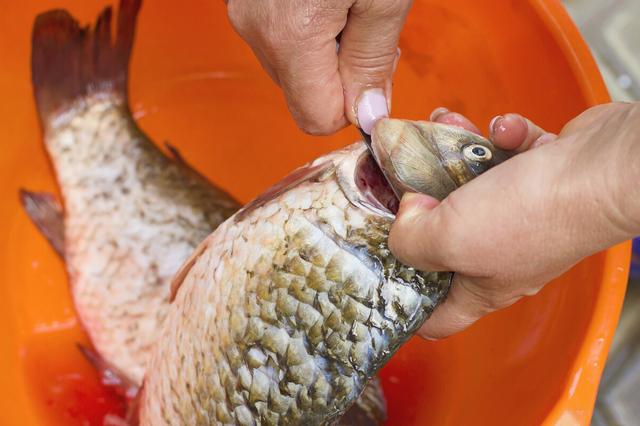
[19,189,65,258]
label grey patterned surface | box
[564,0,639,102]
[563,1,639,424]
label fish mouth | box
[354,151,400,214]
[369,118,512,201]
[353,118,511,216]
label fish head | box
[369,118,511,201]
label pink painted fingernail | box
[357,88,389,134]
[489,115,504,136]
[430,107,449,122]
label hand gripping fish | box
[139,112,510,421]
[24,0,388,423]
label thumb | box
[389,193,503,340]
[389,192,457,272]
[339,0,411,133]
[418,274,498,339]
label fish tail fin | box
[19,189,65,258]
[31,0,142,124]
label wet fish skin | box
[31,1,240,386]
[43,95,240,385]
[141,143,453,425]
[371,119,511,200]
[28,1,388,423]
[140,114,510,424]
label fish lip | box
[370,118,446,199]
[369,120,401,193]
[371,118,514,199]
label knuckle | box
[431,195,466,261]
[295,114,345,136]
[358,0,410,17]
[456,276,500,313]
[286,89,347,136]
[391,210,451,270]
[342,49,398,77]
[300,123,334,136]
[380,0,411,16]
[261,33,283,52]
[226,3,290,51]
[388,226,415,263]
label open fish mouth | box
[361,118,512,207]
[354,151,401,215]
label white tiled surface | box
[562,2,638,424]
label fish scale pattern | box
[141,146,452,425]
[45,96,239,385]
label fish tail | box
[31,0,142,124]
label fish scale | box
[141,145,452,425]
[45,96,238,385]
[27,0,509,423]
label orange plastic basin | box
[0,0,630,425]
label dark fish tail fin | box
[31,0,142,123]
[19,189,65,258]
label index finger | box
[227,0,348,135]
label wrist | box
[604,103,640,239]
[562,103,640,253]
[540,131,632,263]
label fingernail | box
[430,107,449,122]
[489,115,504,136]
[357,88,389,134]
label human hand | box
[389,103,640,339]
[226,0,410,135]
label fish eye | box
[463,144,492,162]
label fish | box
[28,0,239,387]
[139,118,509,424]
[26,0,388,423]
